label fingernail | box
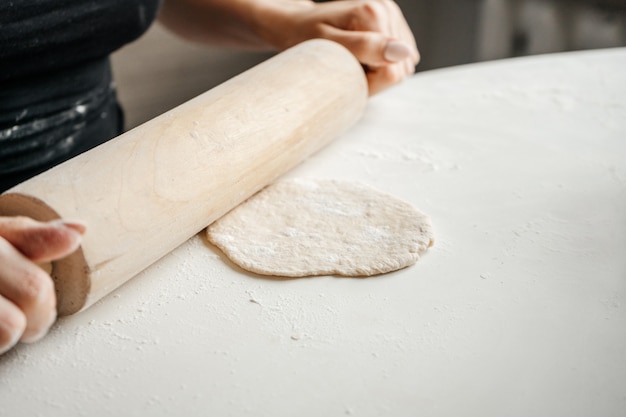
[384,41,412,62]
[62,220,87,235]
[50,219,87,235]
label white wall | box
[477,0,626,60]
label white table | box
[2,48,625,417]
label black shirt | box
[0,0,161,191]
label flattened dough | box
[206,179,434,277]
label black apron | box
[0,0,161,191]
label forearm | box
[158,0,313,50]
[158,0,419,95]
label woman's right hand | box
[256,0,420,95]
[0,217,85,354]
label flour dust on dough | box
[206,178,434,277]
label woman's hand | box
[0,217,85,354]
[262,0,420,95]
[159,0,419,95]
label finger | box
[0,295,26,354]
[0,217,85,262]
[0,237,57,343]
[366,63,408,95]
[320,24,413,67]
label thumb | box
[319,24,413,67]
[0,217,86,263]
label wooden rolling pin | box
[0,39,368,315]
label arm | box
[158,0,419,94]
[0,217,85,354]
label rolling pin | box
[0,39,368,315]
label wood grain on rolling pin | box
[0,40,368,315]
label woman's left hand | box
[261,0,420,95]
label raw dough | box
[206,178,434,277]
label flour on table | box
[206,179,434,277]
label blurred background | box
[112,0,626,128]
